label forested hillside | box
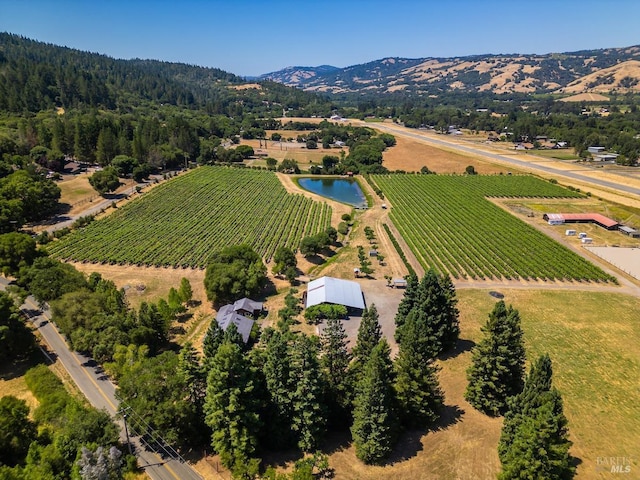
[0,32,332,114]
[0,33,337,233]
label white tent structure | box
[305,276,365,310]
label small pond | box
[298,178,367,208]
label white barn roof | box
[306,276,365,309]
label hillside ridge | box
[260,46,640,95]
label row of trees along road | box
[465,300,576,479]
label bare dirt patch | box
[229,83,262,90]
[559,92,610,102]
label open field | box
[381,133,511,174]
[559,92,610,102]
[264,288,639,479]
[48,167,332,268]
[373,174,613,282]
[57,173,99,214]
[241,136,346,171]
[527,149,580,161]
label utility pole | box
[122,412,133,455]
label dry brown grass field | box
[559,93,610,102]
[381,134,508,174]
[57,173,98,213]
[0,355,41,415]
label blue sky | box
[1,0,639,77]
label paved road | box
[0,277,203,480]
[369,123,640,198]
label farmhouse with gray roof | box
[215,297,263,343]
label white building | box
[305,276,365,310]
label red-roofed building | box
[543,213,619,230]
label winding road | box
[0,277,203,480]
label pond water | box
[298,178,367,208]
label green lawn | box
[529,149,580,161]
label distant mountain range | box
[259,46,640,96]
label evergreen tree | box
[96,127,117,166]
[395,269,459,356]
[320,317,352,422]
[393,272,418,337]
[289,335,327,452]
[178,277,193,305]
[438,273,460,352]
[204,343,261,477]
[167,287,183,311]
[203,319,225,360]
[223,322,245,348]
[500,354,553,456]
[351,339,399,465]
[465,301,526,416]
[352,304,382,368]
[177,342,206,412]
[262,329,294,448]
[394,316,443,428]
[499,390,574,480]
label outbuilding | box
[619,226,640,238]
[305,276,365,310]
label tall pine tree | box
[352,304,382,369]
[262,328,295,448]
[204,342,261,477]
[203,318,225,360]
[499,390,574,479]
[289,335,327,452]
[499,353,553,454]
[498,354,575,479]
[395,269,459,356]
[320,317,352,423]
[394,272,419,339]
[465,300,526,416]
[177,342,206,412]
[351,339,399,465]
[394,315,443,428]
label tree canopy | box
[0,232,38,276]
[351,339,399,464]
[498,354,575,479]
[204,244,267,305]
[465,300,526,416]
[89,167,121,195]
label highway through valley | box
[369,122,640,199]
